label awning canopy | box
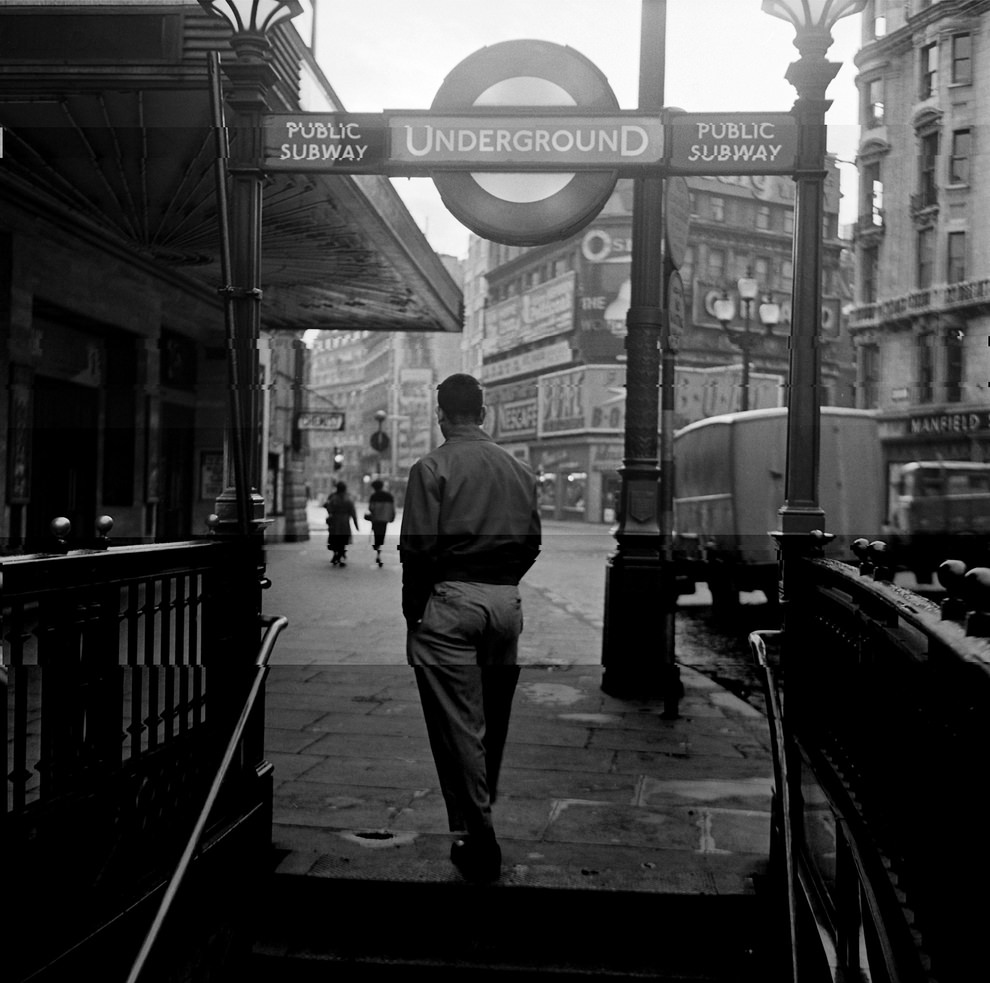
[0,4,462,334]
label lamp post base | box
[601,549,681,714]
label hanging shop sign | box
[296,411,345,431]
[666,112,797,175]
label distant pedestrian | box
[366,479,396,568]
[400,373,541,882]
[324,481,359,567]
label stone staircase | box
[236,841,778,981]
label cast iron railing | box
[125,612,287,983]
[750,545,990,983]
[3,521,275,982]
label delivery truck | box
[672,407,884,608]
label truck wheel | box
[708,574,740,615]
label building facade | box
[471,171,853,524]
[307,324,462,508]
[851,0,990,524]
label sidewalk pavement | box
[262,510,774,894]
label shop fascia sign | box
[262,109,797,177]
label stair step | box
[241,860,774,982]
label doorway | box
[159,403,194,540]
[27,377,98,549]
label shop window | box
[951,33,972,85]
[564,472,587,513]
[947,231,966,283]
[920,42,938,100]
[538,472,557,512]
[949,129,970,184]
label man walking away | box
[399,374,541,882]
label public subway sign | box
[263,109,794,176]
[263,112,664,173]
[259,42,801,246]
[263,114,387,172]
[665,112,798,175]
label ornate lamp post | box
[761,7,865,975]
[713,270,781,412]
[198,0,303,534]
[762,0,865,545]
[601,0,673,705]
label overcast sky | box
[313,0,863,257]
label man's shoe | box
[450,833,501,883]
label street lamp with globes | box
[761,0,865,540]
[712,270,781,412]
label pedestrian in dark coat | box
[399,373,541,883]
[366,479,396,567]
[324,481,359,566]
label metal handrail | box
[748,629,797,983]
[125,612,288,983]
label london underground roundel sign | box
[430,40,621,247]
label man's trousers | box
[407,581,523,835]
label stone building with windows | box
[850,0,990,522]
[471,170,853,524]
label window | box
[947,231,966,283]
[862,161,884,225]
[708,248,725,280]
[917,331,935,403]
[710,196,725,222]
[919,130,939,206]
[917,227,935,288]
[860,343,880,409]
[872,0,886,38]
[756,205,771,230]
[754,256,771,284]
[784,210,794,235]
[920,42,938,99]
[865,77,885,127]
[862,245,879,304]
[945,327,965,403]
[949,129,970,184]
[951,34,972,84]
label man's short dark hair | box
[437,373,483,422]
